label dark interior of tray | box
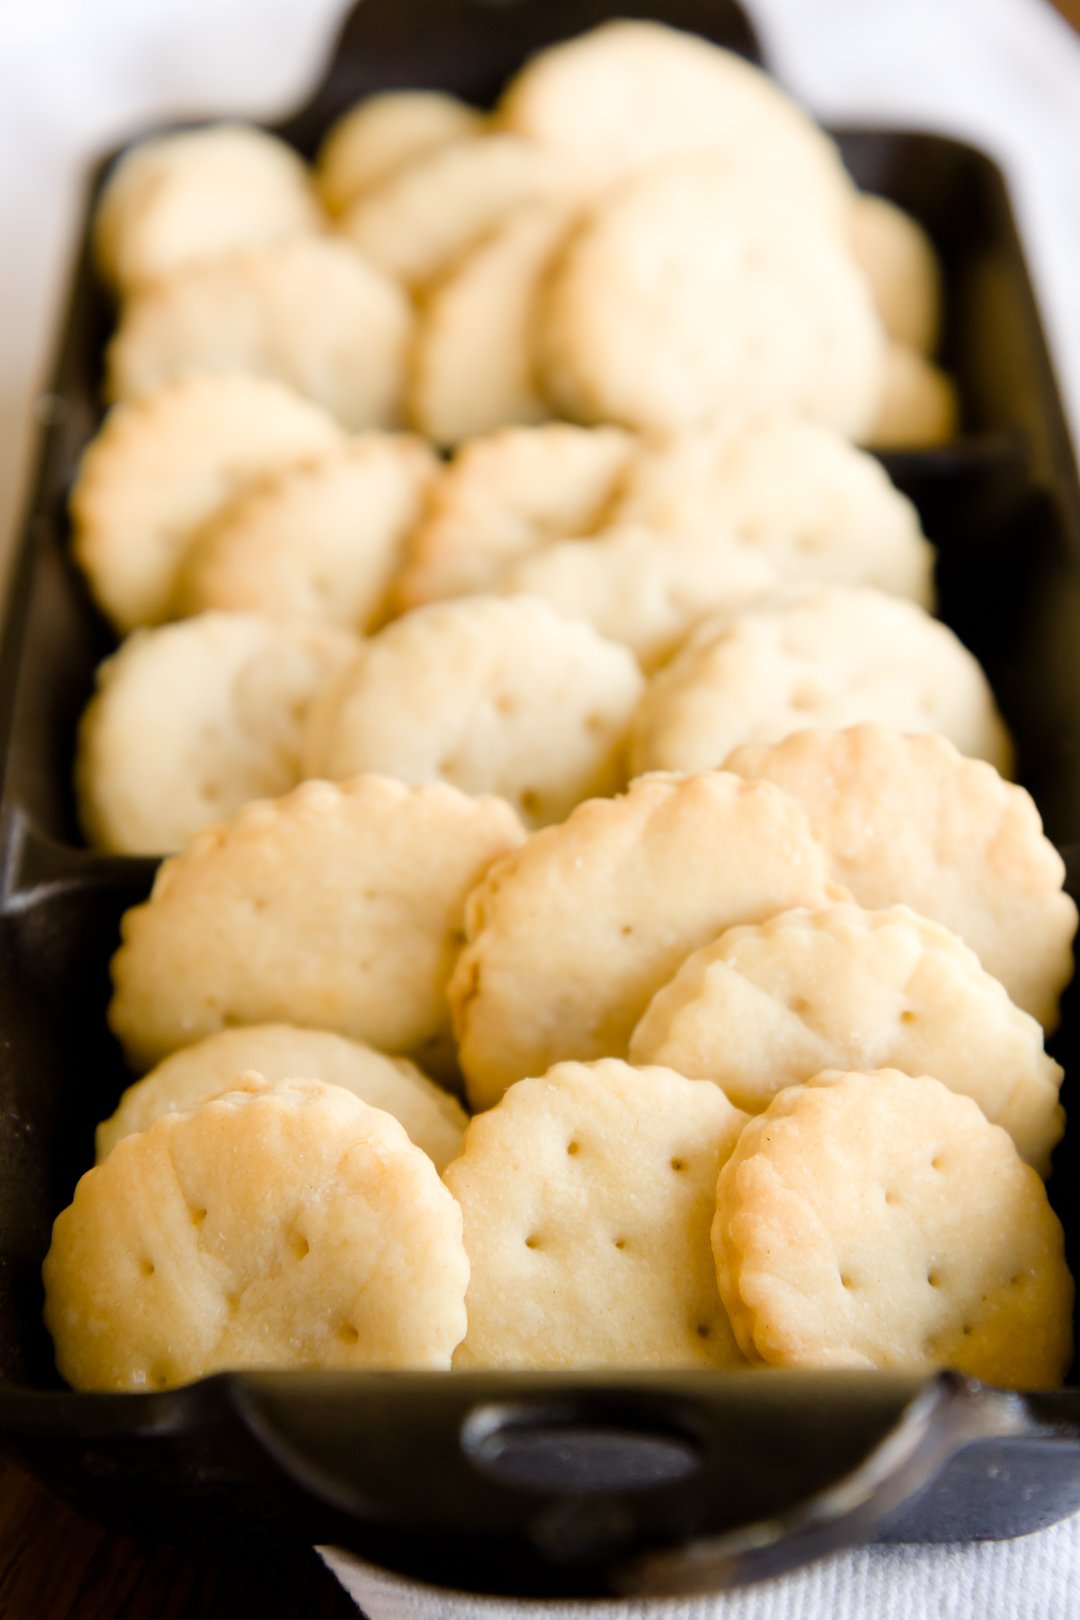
[1,4,1080,1586]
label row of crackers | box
[44,732,1075,1390]
[95,22,954,451]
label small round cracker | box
[410,200,578,446]
[628,585,1012,777]
[96,1024,467,1170]
[316,91,485,215]
[75,612,360,855]
[108,774,525,1074]
[537,160,886,437]
[610,415,935,606]
[106,237,412,432]
[724,725,1077,1030]
[629,903,1063,1170]
[449,769,846,1110]
[865,344,959,450]
[304,595,644,828]
[848,194,943,357]
[71,373,345,633]
[45,1078,469,1390]
[339,133,568,292]
[172,436,437,630]
[713,1069,1073,1386]
[394,422,634,611]
[94,124,323,298]
[446,1058,748,1369]
[497,20,851,215]
[498,524,776,672]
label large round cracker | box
[628,585,1012,777]
[446,1059,747,1369]
[96,1025,467,1171]
[45,1078,469,1389]
[538,160,885,437]
[172,436,437,630]
[724,725,1077,1030]
[109,774,524,1074]
[106,237,412,432]
[449,769,846,1109]
[71,373,345,633]
[304,595,644,828]
[713,1069,1072,1386]
[629,903,1063,1170]
[76,611,359,855]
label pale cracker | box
[316,92,484,215]
[106,237,412,432]
[497,20,851,216]
[445,1059,747,1369]
[45,1078,469,1390]
[610,415,935,606]
[339,133,568,292]
[409,200,578,446]
[394,422,634,611]
[629,903,1063,1170]
[93,123,323,298]
[848,194,943,356]
[96,1024,467,1170]
[537,160,886,437]
[303,595,644,828]
[71,373,345,633]
[713,1069,1073,1385]
[109,774,524,1075]
[865,344,959,450]
[75,612,360,856]
[628,584,1012,777]
[449,769,846,1110]
[172,436,438,630]
[497,524,776,672]
[724,725,1077,1029]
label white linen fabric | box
[0,0,1078,1615]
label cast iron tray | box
[2,0,1080,1600]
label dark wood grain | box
[0,1463,362,1620]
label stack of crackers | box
[43,21,1075,1395]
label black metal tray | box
[2,0,1080,1600]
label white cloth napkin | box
[0,0,1078,1614]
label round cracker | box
[497,20,851,215]
[628,585,1012,777]
[629,903,1063,1170]
[410,200,578,446]
[498,524,776,672]
[723,725,1077,1030]
[108,774,525,1075]
[45,1078,469,1390]
[106,237,412,432]
[94,123,323,298]
[75,612,360,856]
[304,595,643,828]
[394,422,634,611]
[537,160,886,437]
[449,769,846,1110]
[848,194,943,357]
[172,436,437,630]
[96,1024,467,1171]
[316,91,484,215]
[71,373,345,633]
[610,415,935,606]
[865,344,959,450]
[339,133,568,292]
[713,1069,1073,1385]
[446,1058,747,1369]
